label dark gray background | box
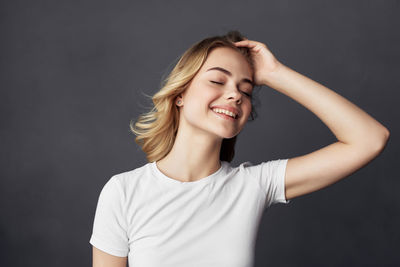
[1,0,398,266]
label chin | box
[218,131,240,139]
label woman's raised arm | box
[234,39,390,200]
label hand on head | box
[234,39,282,86]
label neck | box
[156,121,223,183]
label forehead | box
[200,47,253,78]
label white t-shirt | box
[89,159,290,267]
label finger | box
[234,40,250,45]
[234,40,257,48]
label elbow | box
[372,127,390,153]
[382,126,390,143]
[354,126,390,154]
[379,126,390,144]
[382,127,390,140]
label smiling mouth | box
[210,108,238,121]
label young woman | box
[89,31,390,267]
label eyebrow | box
[206,67,254,86]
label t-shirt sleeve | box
[241,158,290,209]
[260,159,290,208]
[89,175,129,257]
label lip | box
[210,105,241,119]
[211,108,236,121]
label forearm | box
[262,62,390,148]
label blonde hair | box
[130,30,260,163]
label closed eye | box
[243,91,252,97]
[210,81,252,98]
[210,81,224,85]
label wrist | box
[261,61,285,86]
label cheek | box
[195,83,218,97]
[242,101,252,118]
[242,98,252,109]
[183,94,208,118]
[188,84,218,106]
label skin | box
[156,46,254,183]
[234,39,390,200]
[92,39,390,266]
[92,246,127,267]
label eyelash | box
[210,81,252,97]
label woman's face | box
[178,46,254,139]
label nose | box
[225,84,242,104]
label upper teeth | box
[212,108,237,118]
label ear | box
[175,94,183,106]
